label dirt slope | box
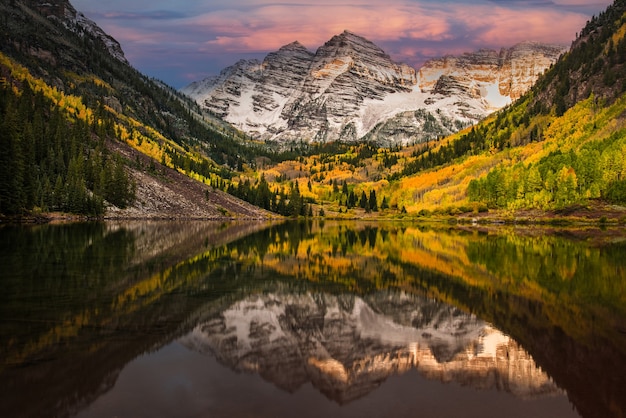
[105,139,275,220]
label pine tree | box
[287,182,302,217]
[347,191,357,208]
[359,191,368,209]
[66,155,86,213]
[381,196,389,210]
[369,189,378,212]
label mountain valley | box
[1,0,626,221]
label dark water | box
[1,220,625,418]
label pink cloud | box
[184,1,590,59]
[76,0,613,86]
[186,3,454,51]
[458,5,587,46]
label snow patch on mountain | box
[482,81,512,109]
[182,32,566,146]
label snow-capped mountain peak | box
[181,32,566,146]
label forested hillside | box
[0,74,133,215]
[0,0,277,218]
[464,0,626,211]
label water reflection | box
[180,290,560,404]
[1,221,625,418]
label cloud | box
[184,2,454,52]
[486,0,555,5]
[452,3,587,45]
[72,0,613,87]
[97,10,188,20]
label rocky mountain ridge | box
[418,42,566,102]
[183,32,566,146]
[24,0,128,64]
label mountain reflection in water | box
[180,291,560,404]
[1,220,625,418]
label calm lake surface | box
[1,220,626,418]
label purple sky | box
[72,0,613,88]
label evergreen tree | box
[381,196,389,210]
[369,189,378,212]
[347,191,357,208]
[359,191,368,209]
[287,182,302,217]
[0,101,24,214]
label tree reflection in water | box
[1,221,625,418]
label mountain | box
[180,290,561,404]
[418,42,566,103]
[23,0,128,64]
[0,0,272,219]
[457,0,626,211]
[372,0,626,215]
[182,32,565,146]
[531,2,626,114]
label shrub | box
[417,209,431,217]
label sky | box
[72,0,614,88]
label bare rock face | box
[179,291,562,404]
[419,41,567,105]
[183,33,565,146]
[25,0,128,64]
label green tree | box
[555,167,578,207]
[359,191,368,209]
[369,189,378,212]
[606,179,626,203]
[287,182,302,217]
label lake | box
[1,220,625,418]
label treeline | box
[226,176,316,217]
[0,81,135,216]
[335,182,386,212]
[467,130,626,209]
[225,174,396,216]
